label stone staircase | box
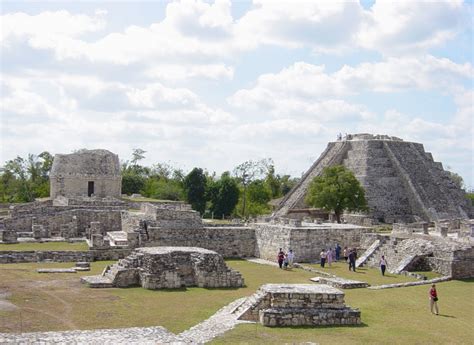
[361,236,435,274]
[275,140,348,216]
[232,289,268,321]
[356,239,382,268]
[82,251,144,288]
[343,140,412,223]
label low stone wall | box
[239,284,361,327]
[254,223,372,262]
[0,249,132,264]
[146,226,256,258]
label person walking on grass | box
[327,248,333,267]
[320,249,327,268]
[429,284,439,315]
[335,243,341,261]
[379,255,387,276]
[343,246,348,262]
[348,248,356,271]
[277,248,285,269]
[287,249,295,268]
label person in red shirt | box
[277,248,285,269]
[429,284,439,315]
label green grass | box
[0,260,472,344]
[0,241,89,251]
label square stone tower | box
[50,149,122,199]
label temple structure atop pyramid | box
[274,133,473,223]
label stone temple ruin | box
[234,284,361,327]
[81,247,244,289]
[0,137,473,283]
[50,149,122,199]
[274,133,473,223]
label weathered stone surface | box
[82,247,244,290]
[274,134,473,222]
[358,232,474,278]
[50,149,122,199]
[253,222,371,262]
[237,283,360,327]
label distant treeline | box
[0,149,299,218]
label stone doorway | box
[88,181,94,197]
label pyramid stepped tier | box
[275,134,473,222]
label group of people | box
[319,245,358,271]
[276,245,441,316]
[277,248,294,269]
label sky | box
[1,0,473,188]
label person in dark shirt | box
[277,248,285,269]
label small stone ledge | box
[293,263,336,277]
[37,268,77,273]
[368,276,451,290]
[310,276,369,289]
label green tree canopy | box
[207,172,240,218]
[184,167,207,214]
[305,165,368,223]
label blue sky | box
[1,0,473,188]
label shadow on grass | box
[203,286,246,291]
[437,314,456,318]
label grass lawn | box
[0,241,88,252]
[0,260,472,344]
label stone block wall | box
[0,248,132,264]
[254,223,371,262]
[51,176,122,199]
[146,226,256,258]
[239,284,361,327]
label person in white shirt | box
[380,255,387,276]
[287,249,295,268]
[320,249,327,268]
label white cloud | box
[358,0,466,54]
[229,57,473,111]
[146,64,234,82]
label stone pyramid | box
[275,133,473,223]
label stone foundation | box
[81,247,244,289]
[237,284,360,327]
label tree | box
[184,167,207,214]
[208,172,240,218]
[305,165,368,223]
[234,158,272,217]
[446,167,464,190]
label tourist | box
[335,243,341,261]
[429,284,439,315]
[348,249,356,271]
[320,249,327,268]
[343,246,348,262]
[277,248,285,269]
[287,249,295,268]
[327,248,333,267]
[379,255,387,276]
[283,254,289,269]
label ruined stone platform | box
[82,246,244,290]
[310,276,369,289]
[236,283,361,327]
